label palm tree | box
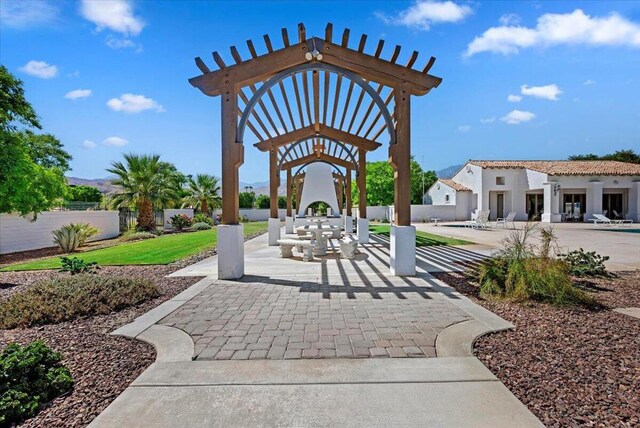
[182,174,221,216]
[107,153,180,231]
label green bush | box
[52,223,100,253]
[59,256,99,275]
[558,248,609,277]
[0,275,159,329]
[169,214,192,231]
[0,341,73,426]
[193,213,213,225]
[473,224,593,306]
[240,215,250,223]
[190,222,212,231]
[255,194,270,209]
[120,231,157,241]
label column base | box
[217,224,244,280]
[357,218,369,244]
[390,225,416,276]
[268,218,281,246]
[345,216,353,233]
[285,216,294,234]
[541,213,562,223]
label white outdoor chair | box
[613,210,623,220]
[495,211,516,229]
[465,209,490,229]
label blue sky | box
[2,0,639,182]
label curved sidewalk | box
[93,230,541,427]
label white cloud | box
[0,0,58,28]
[107,93,164,113]
[501,110,536,125]
[80,0,144,36]
[583,79,596,85]
[465,9,640,56]
[499,13,521,26]
[377,1,473,30]
[105,35,142,52]
[507,94,522,102]
[82,140,97,149]
[457,125,471,133]
[103,136,129,147]
[20,60,58,79]
[521,84,562,100]
[480,117,496,124]
[65,89,92,100]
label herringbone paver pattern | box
[160,277,470,360]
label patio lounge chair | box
[495,211,516,229]
[591,214,633,227]
[465,210,490,229]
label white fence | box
[353,205,459,222]
[0,211,120,255]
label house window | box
[496,176,505,185]
[445,194,450,203]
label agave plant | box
[52,223,100,253]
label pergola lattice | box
[189,23,441,277]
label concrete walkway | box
[91,229,542,427]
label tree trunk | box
[137,198,155,231]
[201,199,209,216]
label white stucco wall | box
[212,209,288,222]
[297,162,340,216]
[0,211,120,254]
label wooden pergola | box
[189,23,441,277]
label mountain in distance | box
[435,164,463,179]
[66,176,120,194]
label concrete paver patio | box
[91,228,543,427]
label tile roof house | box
[426,160,640,222]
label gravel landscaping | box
[432,270,640,428]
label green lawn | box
[2,222,268,272]
[369,224,473,247]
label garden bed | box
[433,270,640,427]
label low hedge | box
[1,341,73,426]
[0,275,159,329]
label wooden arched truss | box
[189,22,441,225]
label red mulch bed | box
[432,270,640,428]
[0,265,203,427]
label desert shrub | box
[473,223,593,306]
[59,256,99,275]
[381,218,390,224]
[191,222,212,231]
[193,213,213,225]
[240,215,250,223]
[559,248,609,277]
[0,341,73,426]
[120,231,157,242]
[51,223,100,253]
[169,214,192,231]
[0,275,159,329]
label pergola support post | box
[285,169,294,233]
[389,91,415,276]
[268,149,281,245]
[357,151,369,243]
[218,88,244,279]
[345,171,353,232]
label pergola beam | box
[280,152,354,170]
[253,124,381,152]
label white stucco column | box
[390,225,416,276]
[357,218,369,243]
[284,216,294,234]
[589,181,603,219]
[541,182,561,223]
[344,216,353,233]
[217,224,244,279]
[628,181,640,222]
[268,218,280,245]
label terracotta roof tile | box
[467,160,640,176]
[439,179,471,191]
